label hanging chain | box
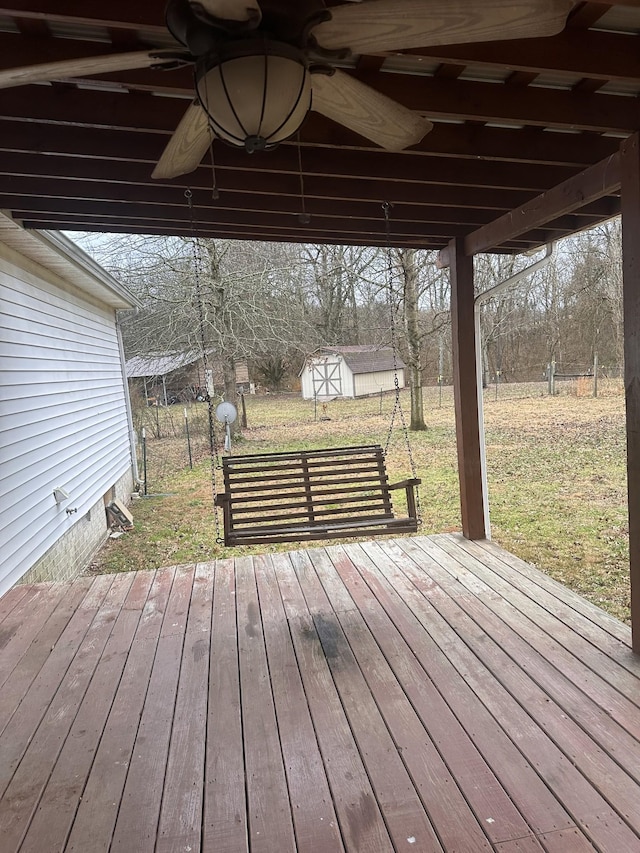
[382,201,422,522]
[185,189,224,543]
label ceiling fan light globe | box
[196,49,311,150]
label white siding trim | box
[0,212,138,309]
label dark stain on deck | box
[312,613,346,664]
[245,600,259,637]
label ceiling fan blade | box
[313,0,574,54]
[0,50,180,90]
[190,0,261,24]
[152,101,213,180]
[311,70,432,151]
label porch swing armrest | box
[388,478,421,490]
[389,477,421,522]
[214,493,230,506]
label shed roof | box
[316,345,405,374]
[126,351,251,383]
[125,351,200,378]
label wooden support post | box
[449,238,487,540]
[621,132,640,653]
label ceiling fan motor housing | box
[195,40,312,151]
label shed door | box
[311,359,342,397]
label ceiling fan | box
[0,0,574,181]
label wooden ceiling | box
[1,1,639,251]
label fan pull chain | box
[208,137,220,200]
[194,63,220,201]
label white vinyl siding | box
[0,250,132,592]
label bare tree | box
[396,248,426,430]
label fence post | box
[240,392,247,428]
[593,352,599,398]
[184,408,193,469]
[142,427,148,495]
[548,359,556,396]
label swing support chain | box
[382,201,422,524]
[185,188,225,544]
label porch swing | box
[189,193,421,547]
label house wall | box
[354,369,404,397]
[0,242,134,594]
[18,468,133,585]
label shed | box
[300,346,405,399]
[125,351,251,404]
[0,212,139,593]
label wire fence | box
[132,403,219,495]
[132,369,625,492]
[422,364,624,407]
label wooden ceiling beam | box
[0,32,167,65]
[0,119,580,193]
[408,29,640,83]
[3,1,639,69]
[0,195,525,239]
[0,76,622,167]
[58,69,640,133]
[17,215,464,249]
[0,145,554,212]
[0,2,166,31]
[0,177,507,226]
[9,203,557,251]
[567,2,612,28]
[2,60,639,134]
[0,174,605,234]
[0,151,618,224]
[358,73,640,134]
[439,151,621,263]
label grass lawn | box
[92,382,630,624]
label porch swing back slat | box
[215,444,420,546]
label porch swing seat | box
[215,444,420,546]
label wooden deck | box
[1,534,639,852]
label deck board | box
[0,581,69,689]
[65,567,175,853]
[157,563,213,853]
[19,571,155,853]
[274,551,394,852]
[0,535,639,851]
[296,549,444,853]
[0,583,32,624]
[0,577,94,736]
[110,565,194,852]
[254,554,344,853]
[332,544,545,849]
[236,555,297,853]
[203,557,248,853]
